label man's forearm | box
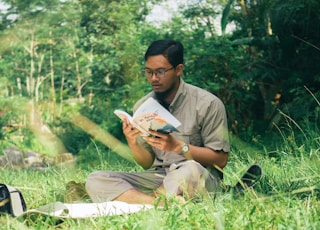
[128,142,155,169]
[182,145,228,169]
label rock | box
[0,147,76,170]
[2,147,25,168]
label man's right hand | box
[122,118,141,145]
[122,118,155,169]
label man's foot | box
[64,181,90,203]
[233,164,263,192]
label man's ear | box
[176,64,184,76]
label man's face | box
[144,55,183,95]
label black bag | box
[0,183,27,217]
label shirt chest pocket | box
[178,125,203,147]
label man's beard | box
[154,85,174,101]
[154,91,168,101]
[154,85,175,109]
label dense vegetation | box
[0,0,319,228]
[0,0,319,156]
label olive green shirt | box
[134,79,230,169]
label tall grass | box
[1,98,320,229]
[1,149,319,229]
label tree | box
[0,0,90,154]
[220,0,320,134]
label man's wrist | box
[180,142,192,160]
[180,142,190,155]
[174,141,190,155]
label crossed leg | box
[85,161,219,205]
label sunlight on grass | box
[70,113,134,163]
[1,139,319,229]
[0,89,319,229]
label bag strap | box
[0,184,26,217]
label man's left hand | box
[143,130,180,152]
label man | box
[85,39,230,205]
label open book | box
[114,97,181,136]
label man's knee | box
[164,160,218,197]
[85,171,133,202]
[85,171,107,201]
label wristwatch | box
[181,142,189,155]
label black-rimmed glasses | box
[142,67,174,78]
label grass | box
[1,113,320,229]
[1,142,320,230]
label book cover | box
[114,98,181,136]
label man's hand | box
[122,118,141,145]
[142,130,180,152]
[143,130,228,168]
[122,118,155,169]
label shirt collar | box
[169,78,186,112]
[150,78,187,112]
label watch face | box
[182,144,189,153]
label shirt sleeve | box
[200,97,230,153]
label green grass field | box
[1,133,319,230]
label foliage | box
[0,0,153,155]
[0,97,28,151]
[0,0,319,161]
[220,0,320,138]
[0,1,319,228]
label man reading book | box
[85,39,230,205]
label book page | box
[133,98,181,128]
[114,98,181,135]
[114,110,149,134]
[114,110,133,124]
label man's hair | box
[144,39,184,67]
